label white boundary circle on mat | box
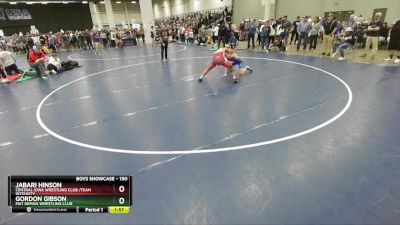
[68,45,187,61]
[36,57,353,155]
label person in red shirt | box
[45,35,49,46]
[55,35,60,46]
[28,45,47,79]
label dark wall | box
[0,3,93,35]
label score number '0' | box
[119,185,126,205]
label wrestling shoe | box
[1,78,9,83]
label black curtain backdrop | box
[0,3,93,35]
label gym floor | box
[1,44,400,224]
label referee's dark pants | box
[217,35,226,48]
[161,41,168,60]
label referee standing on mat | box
[160,25,169,61]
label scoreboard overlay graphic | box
[8,176,132,213]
